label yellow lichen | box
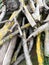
[36,34,44,65]
[0,10,20,41]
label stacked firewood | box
[0,0,49,65]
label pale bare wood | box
[2,36,17,65]
[0,41,9,65]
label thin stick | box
[20,0,36,27]
[44,24,49,57]
[13,54,24,65]
[0,23,30,46]
[11,41,22,64]
[0,20,9,24]
[27,22,48,41]
[22,5,36,27]
[32,4,41,21]
[0,4,22,40]
[22,17,32,65]
[14,17,22,36]
[43,0,49,9]
[29,28,34,52]
[0,22,48,46]
[0,5,6,21]
[29,0,35,12]
[13,37,33,65]
[35,0,43,7]
[22,30,32,65]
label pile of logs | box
[0,0,49,65]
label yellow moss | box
[36,34,44,65]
